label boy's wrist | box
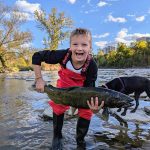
[35,76,42,80]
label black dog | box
[102,76,150,116]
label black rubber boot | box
[51,113,64,150]
[76,117,90,150]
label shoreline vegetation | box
[1,65,150,73]
[1,41,150,73]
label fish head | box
[108,92,134,108]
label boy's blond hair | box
[70,28,92,47]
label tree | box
[0,2,32,71]
[106,50,117,66]
[34,8,73,50]
[134,41,148,66]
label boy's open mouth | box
[75,52,84,56]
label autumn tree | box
[96,49,106,67]
[133,41,148,65]
[34,8,73,50]
[106,50,117,66]
[0,2,32,71]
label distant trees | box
[132,41,148,65]
[97,41,150,68]
[34,8,73,50]
[0,2,32,72]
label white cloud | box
[13,11,33,21]
[15,0,41,13]
[15,0,41,21]
[108,14,127,23]
[115,28,132,44]
[117,28,128,38]
[93,33,110,38]
[128,14,145,22]
[97,1,108,7]
[135,16,145,22]
[115,28,150,45]
[95,29,150,49]
[68,0,76,4]
[95,41,108,48]
[128,33,150,40]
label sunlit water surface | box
[0,69,150,150]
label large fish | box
[32,84,134,110]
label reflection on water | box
[0,70,150,150]
[0,75,53,150]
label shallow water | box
[0,69,150,150]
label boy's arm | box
[33,64,45,92]
[32,49,68,65]
[34,65,42,79]
[32,49,68,92]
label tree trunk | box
[0,55,7,68]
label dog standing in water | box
[102,76,150,115]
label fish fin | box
[71,107,78,115]
[67,107,78,116]
[109,110,128,127]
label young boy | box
[32,28,104,150]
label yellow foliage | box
[136,41,147,49]
[98,50,104,56]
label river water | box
[0,69,150,150]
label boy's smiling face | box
[70,34,91,65]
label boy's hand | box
[87,97,104,114]
[35,78,46,92]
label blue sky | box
[4,0,150,54]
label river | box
[0,69,150,150]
